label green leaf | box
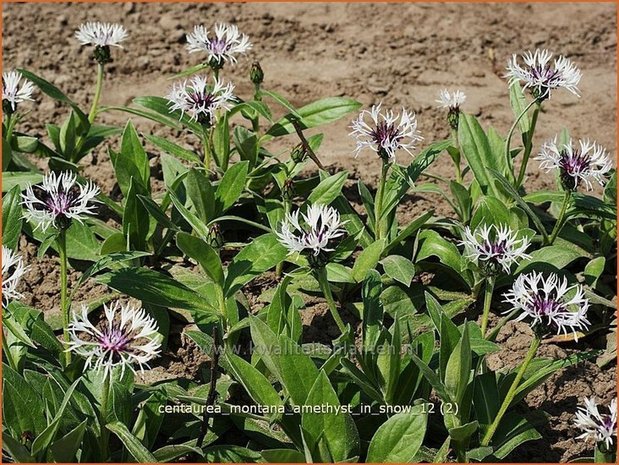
[381,255,416,287]
[444,322,471,404]
[266,97,361,137]
[215,160,249,214]
[516,245,586,273]
[493,413,542,459]
[122,178,150,251]
[145,134,201,164]
[302,370,360,462]
[2,185,23,250]
[224,234,287,297]
[168,190,211,239]
[133,96,202,133]
[97,267,218,316]
[32,379,80,457]
[448,420,479,442]
[261,449,306,463]
[362,270,383,352]
[490,168,548,242]
[352,239,385,283]
[306,170,349,206]
[2,171,44,192]
[232,126,257,168]
[366,407,427,462]
[184,169,215,223]
[249,315,319,405]
[226,352,283,408]
[153,444,204,462]
[509,83,531,135]
[106,421,157,462]
[458,113,500,196]
[384,210,433,255]
[176,232,224,286]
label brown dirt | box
[3,2,616,462]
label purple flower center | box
[601,414,614,430]
[99,327,132,359]
[209,38,230,56]
[530,64,560,87]
[33,186,79,218]
[373,121,402,154]
[529,293,565,317]
[559,149,591,177]
[186,90,216,110]
[485,239,508,257]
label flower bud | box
[250,61,264,85]
[291,143,307,164]
[208,222,224,249]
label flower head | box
[75,22,127,64]
[349,103,422,163]
[460,224,531,275]
[67,301,161,380]
[575,397,617,450]
[503,272,590,340]
[22,171,100,232]
[276,204,346,268]
[166,75,235,126]
[186,24,252,68]
[505,49,582,100]
[2,246,28,307]
[2,70,35,113]
[536,137,612,191]
[75,22,128,48]
[436,89,466,111]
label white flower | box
[436,89,466,110]
[276,204,346,259]
[67,301,161,380]
[349,103,422,163]
[503,272,590,340]
[536,137,612,191]
[2,70,35,112]
[75,22,128,47]
[2,246,28,306]
[575,397,617,450]
[460,224,530,274]
[22,171,100,233]
[186,24,252,66]
[505,49,582,100]
[166,75,235,124]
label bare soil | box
[3,2,616,462]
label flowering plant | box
[2,11,615,465]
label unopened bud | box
[250,61,264,85]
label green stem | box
[99,374,111,457]
[547,190,571,245]
[202,128,212,172]
[275,197,291,278]
[505,98,538,179]
[58,230,71,366]
[480,276,496,338]
[374,162,389,240]
[450,128,462,184]
[481,335,541,446]
[516,103,541,188]
[88,63,105,124]
[315,267,346,335]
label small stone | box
[123,2,135,14]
